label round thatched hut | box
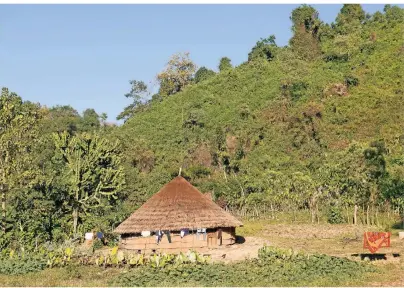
[114,176,243,254]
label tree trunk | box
[73,208,78,235]
[1,183,6,233]
[366,205,370,226]
[362,204,365,225]
[309,195,316,224]
[354,205,358,225]
[311,208,316,224]
[402,211,404,230]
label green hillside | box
[115,4,404,223]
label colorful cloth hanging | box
[363,232,391,253]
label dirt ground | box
[206,222,404,285]
[208,223,402,261]
[207,236,270,263]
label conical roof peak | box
[114,176,242,234]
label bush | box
[0,258,46,275]
[327,206,345,224]
[92,238,104,250]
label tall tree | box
[53,131,125,235]
[289,5,322,60]
[43,105,81,135]
[79,108,101,131]
[248,35,277,62]
[194,67,216,83]
[0,87,42,233]
[383,142,404,228]
[218,57,232,72]
[117,80,149,122]
[335,4,366,34]
[157,52,197,97]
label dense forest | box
[1,4,403,252]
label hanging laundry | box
[141,231,151,237]
[202,228,207,241]
[155,230,164,244]
[180,228,189,238]
[196,228,202,240]
[164,230,172,243]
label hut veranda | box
[114,176,243,254]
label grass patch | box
[237,219,266,236]
[0,266,122,287]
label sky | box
[0,4,400,122]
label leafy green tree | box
[194,67,216,83]
[290,4,320,33]
[383,178,404,228]
[99,112,108,126]
[79,108,101,131]
[383,147,404,228]
[218,57,232,72]
[248,35,277,62]
[335,4,366,34]
[289,5,322,60]
[0,88,42,233]
[53,131,125,235]
[117,80,149,122]
[42,105,81,135]
[384,4,404,22]
[157,52,197,97]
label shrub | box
[92,238,104,250]
[0,258,46,275]
[327,206,345,224]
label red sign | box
[363,232,391,253]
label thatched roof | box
[114,176,243,234]
[203,192,213,201]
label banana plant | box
[46,252,62,268]
[174,252,188,266]
[128,254,145,267]
[187,250,197,263]
[64,247,74,261]
[117,251,125,264]
[9,249,15,259]
[196,252,210,264]
[95,255,105,267]
[149,254,161,268]
[128,255,138,266]
[138,254,145,266]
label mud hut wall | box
[120,233,208,251]
[119,227,237,251]
[220,227,236,245]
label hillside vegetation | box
[115,4,404,224]
[0,4,403,252]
